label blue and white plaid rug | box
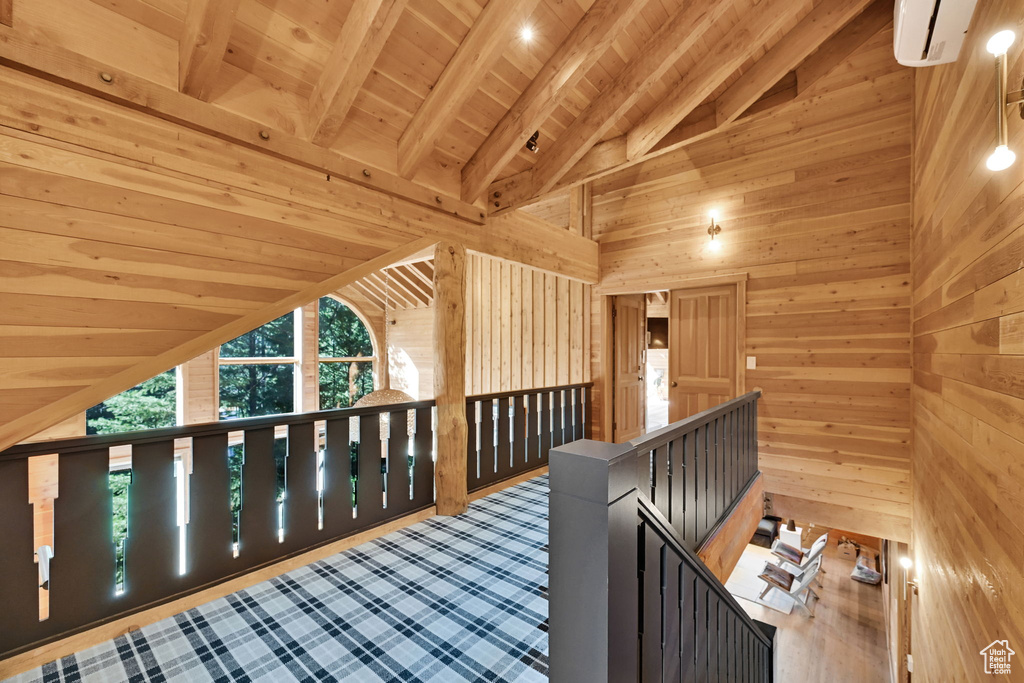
[8,476,550,683]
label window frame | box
[316,295,379,409]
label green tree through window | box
[318,297,375,409]
[86,371,177,435]
[219,312,296,419]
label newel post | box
[549,439,640,683]
[433,241,469,516]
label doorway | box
[609,277,745,441]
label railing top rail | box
[636,493,772,649]
[630,389,761,453]
[466,382,592,403]
[1,382,595,461]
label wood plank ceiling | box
[0,0,880,213]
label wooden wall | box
[591,25,913,541]
[0,63,596,452]
[910,1,1024,677]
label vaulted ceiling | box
[0,0,888,214]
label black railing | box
[549,391,771,682]
[466,383,590,493]
[0,384,587,660]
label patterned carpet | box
[7,476,551,683]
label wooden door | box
[668,286,737,422]
[613,294,646,442]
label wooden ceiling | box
[0,0,883,213]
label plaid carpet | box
[7,476,550,683]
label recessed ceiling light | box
[520,26,534,42]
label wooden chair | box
[773,531,829,578]
[759,555,823,618]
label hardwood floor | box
[728,542,891,682]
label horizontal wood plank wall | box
[465,253,591,395]
[910,0,1024,677]
[591,26,913,541]
[0,64,596,452]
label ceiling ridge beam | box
[525,0,732,199]
[307,0,409,148]
[459,0,650,203]
[625,0,806,160]
[713,0,875,129]
[488,0,892,212]
[179,0,241,101]
[398,0,542,179]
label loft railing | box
[549,390,772,682]
[0,382,588,660]
[467,383,590,492]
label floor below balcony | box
[7,477,550,683]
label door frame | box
[597,273,748,440]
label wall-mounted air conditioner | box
[893,0,979,67]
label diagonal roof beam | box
[1,0,12,27]
[488,0,891,213]
[459,0,650,203]
[525,0,733,199]
[307,0,408,147]
[398,0,542,179]
[179,0,241,101]
[713,0,874,129]
[625,0,805,161]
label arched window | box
[318,297,375,409]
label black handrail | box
[631,389,761,454]
[637,494,772,649]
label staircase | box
[549,390,774,682]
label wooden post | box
[433,242,469,515]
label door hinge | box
[613,421,617,430]
[612,306,617,318]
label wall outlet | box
[746,356,757,370]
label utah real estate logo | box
[980,640,1015,675]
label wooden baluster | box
[562,388,573,446]
[478,399,495,489]
[356,415,385,526]
[669,436,685,538]
[284,422,319,551]
[124,440,178,608]
[526,393,539,464]
[322,418,356,539]
[412,406,434,507]
[663,547,682,681]
[466,400,479,490]
[0,458,45,653]
[495,396,512,482]
[654,443,669,520]
[49,448,117,631]
[573,386,584,441]
[240,427,281,564]
[540,392,552,460]
[551,389,564,449]
[512,394,526,470]
[684,431,697,548]
[186,434,234,588]
[387,409,413,517]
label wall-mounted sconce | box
[525,130,540,153]
[707,209,722,252]
[985,30,1023,171]
[900,556,919,599]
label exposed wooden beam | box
[489,0,890,212]
[526,0,731,199]
[714,0,874,128]
[178,0,241,101]
[398,0,542,179]
[0,34,484,223]
[0,0,12,28]
[793,0,892,95]
[307,0,408,148]
[459,0,648,203]
[625,0,803,160]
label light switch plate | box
[746,356,757,370]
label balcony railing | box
[549,390,773,682]
[0,382,589,660]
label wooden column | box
[433,242,469,515]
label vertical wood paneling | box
[463,253,591,395]
[910,0,1024,677]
